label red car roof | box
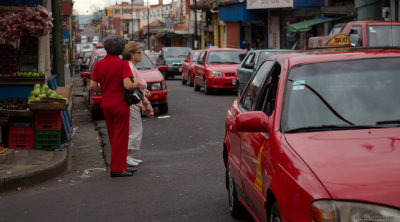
[269,47,400,67]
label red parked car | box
[223,34,400,221]
[80,49,106,85]
[138,53,168,114]
[181,50,201,86]
[84,52,106,118]
[85,53,168,118]
[193,48,244,94]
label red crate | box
[8,128,34,149]
[35,110,61,130]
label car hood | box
[165,58,185,63]
[284,128,400,208]
[207,64,240,73]
[137,69,164,82]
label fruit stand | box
[0,3,71,151]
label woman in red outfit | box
[89,35,140,177]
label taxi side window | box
[243,53,255,68]
[259,64,282,116]
[349,26,363,46]
[240,60,275,111]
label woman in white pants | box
[122,41,153,167]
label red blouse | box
[91,54,133,107]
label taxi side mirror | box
[235,111,269,132]
[244,63,254,69]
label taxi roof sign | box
[308,34,352,49]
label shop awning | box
[288,16,340,32]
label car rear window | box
[367,25,400,47]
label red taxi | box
[193,48,244,94]
[85,52,106,118]
[86,53,168,117]
[223,34,400,221]
[181,50,202,86]
[138,53,168,114]
[80,49,106,85]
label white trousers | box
[128,105,142,152]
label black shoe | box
[126,167,137,173]
[110,171,134,177]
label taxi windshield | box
[207,51,242,64]
[281,58,400,132]
[136,54,156,70]
[368,25,400,47]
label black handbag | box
[121,60,144,105]
[124,86,144,105]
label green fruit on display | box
[39,72,45,78]
[32,89,40,97]
[31,68,38,73]
[28,84,65,102]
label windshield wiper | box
[286,124,389,133]
[376,120,400,125]
[137,67,153,70]
[288,79,354,125]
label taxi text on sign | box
[247,0,293,10]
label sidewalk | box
[0,65,75,192]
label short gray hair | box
[103,35,126,55]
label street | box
[0,75,251,222]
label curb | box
[0,150,68,192]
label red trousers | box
[103,106,129,172]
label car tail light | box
[80,72,89,78]
[159,66,168,72]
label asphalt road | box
[0,77,252,222]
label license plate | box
[232,79,236,85]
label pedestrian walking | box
[89,35,140,177]
[122,41,154,167]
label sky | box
[74,0,168,15]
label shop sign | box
[247,0,293,9]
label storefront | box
[0,1,72,152]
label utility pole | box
[194,0,198,49]
[147,1,150,50]
[131,0,134,40]
[52,0,65,86]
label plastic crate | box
[8,128,34,149]
[35,110,61,130]
[34,130,61,151]
[10,117,33,128]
